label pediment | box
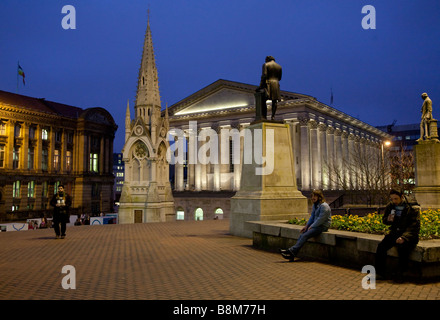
[174,87,254,116]
[168,79,312,117]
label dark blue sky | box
[1,0,440,152]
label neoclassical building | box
[0,90,118,220]
[166,79,392,220]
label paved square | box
[1,219,439,300]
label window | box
[13,180,20,198]
[28,147,34,169]
[195,208,203,221]
[66,151,72,171]
[29,126,36,139]
[42,181,48,197]
[0,145,4,168]
[176,207,185,220]
[14,123,21,137]
[27,181,35,198]
[215,208,224,220]
[42,128,48,140]
[90,153,99,172]
[55,131,62,142]
[13,146,20,169]
[67,132,74,144]
[53,150,60,171]
[0,122,6,135]
[54,181,61,194]
[42,149,48,171]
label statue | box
[417,92,433,142]
[256,56,282,121]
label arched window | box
[176,207,185,220]
[195,208,203,221]
[215,208,224,220]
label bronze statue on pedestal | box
[256,56,282,121]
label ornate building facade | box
[0,90,117,221]
[118,17,175,223]
[166,79,392,220]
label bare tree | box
[324,141,392,206]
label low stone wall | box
[247,220,440,281]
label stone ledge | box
[246,220,440,280]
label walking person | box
[50,185,72,239]
[375,189,420,282]
[279,190,332,261]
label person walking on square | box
[375,189,420,281]
[279,190,331,261]
[50,185,72,239]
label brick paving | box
[1,219,440,300]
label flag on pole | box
[330,87,334,105]
[18,64,25,85]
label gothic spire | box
[135,12,161,120]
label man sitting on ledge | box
[279,189,332,262]
[375,189,420,282]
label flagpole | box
[17,61,19,94]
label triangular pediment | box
[168,79,311,117]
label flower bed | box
[288,208,440,240]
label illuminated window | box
[195,208,203,221]
[27,181,35,198]
[42,128,48,140]
[53,150,60,171]
[90,153,99,172]
[66,151,72,172]
[13,180,20,198]
[176,207,185,220]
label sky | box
[1,0,440,152]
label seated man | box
[375,189,420,281]
[279,189,332,261]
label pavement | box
[1,219,440,301]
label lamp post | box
[381,140,391,189]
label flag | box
[18,64,25,85]
[330,87,333,105]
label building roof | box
[0,90,83,119]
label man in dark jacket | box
[258,56,282,120]
[375,189,420,281]
[50,185,72,239]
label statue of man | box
[258,56,282,120]
[418,92,433,141]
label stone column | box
[299,117,310,191]
[309,120,321,189]
[318,123,328,190]
[326,125,335,190]
[334,126,343,190]
[347,132,356,189]
[341,130,349,189]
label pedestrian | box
[375,189,420,282]
[279,189,332,261]
[50,185,72,239]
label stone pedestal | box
[230,121,308,238]
[414,140,440,209]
